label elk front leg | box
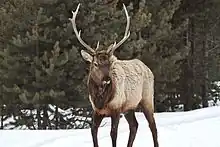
[110,112,120,147]
[91,112,104,147]
[124,110,138,147]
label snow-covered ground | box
[1,106,220,147]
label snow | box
[1,106,220,147]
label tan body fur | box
[89,56,154,116]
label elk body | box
[69,3,159,147]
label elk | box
[69,3,159,147]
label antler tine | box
[69,3,95,53]
[110,4,131,53]
[107,41,116,53]
[95,41,100,50]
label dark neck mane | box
[88,77,116,109]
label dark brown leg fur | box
[110,112,120,147]
[140,103,159,147]
[91,112,104,147]
[124,110,138,147]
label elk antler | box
[95,41,100,51]
[69,4,95,54]
[107,4,131,54]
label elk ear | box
[81,50,93,63]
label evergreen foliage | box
[0,0,219,129]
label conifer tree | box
[0,0,90,129]
[174,0,220,110]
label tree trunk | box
[0,105,3,129]
[37,106,42,129]
[55,105,59,129]
[201,17,209,108]
[42,104,51,129]
[183,17,195,111]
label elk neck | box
[88,75,116,109]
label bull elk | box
[69,3,159,147]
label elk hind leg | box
[124,110,138,147]
[140,100,159,147]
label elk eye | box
[94,62,98,67]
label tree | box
[0,0,91,129]
[174,0,220,110]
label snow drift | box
[1,106,220,147]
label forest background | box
[0,0,220,129]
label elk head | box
[69,3,130,91]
